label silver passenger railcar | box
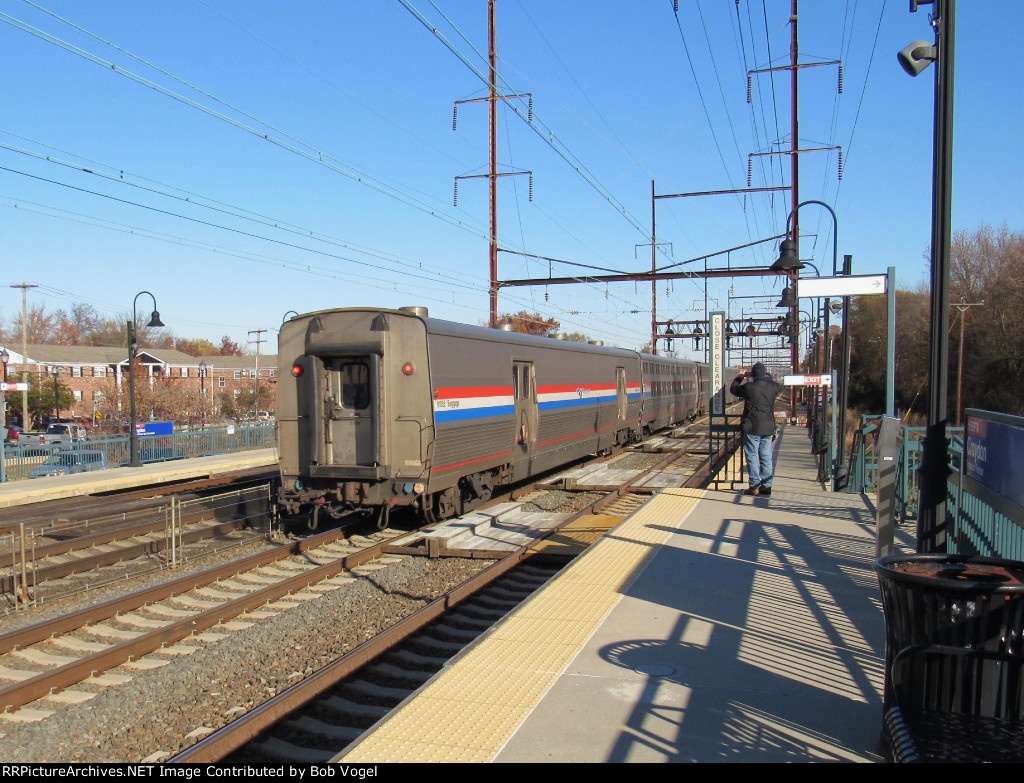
[276,307,708,527]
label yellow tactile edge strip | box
[338,487,705,763]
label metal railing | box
[947,409,1024,559]
[1,483,273,611]
[848,409,1024,560]
[0,424,275,482]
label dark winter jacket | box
[730,368,783,436]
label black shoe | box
[743,486,759,496]
[759,486,772,496]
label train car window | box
[338,361,370,409]
[514,365,531,400]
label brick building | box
[0,344,276,427]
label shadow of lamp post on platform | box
[128,291,165,468]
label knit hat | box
[751,362,768,378]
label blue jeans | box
[743,433,775,488]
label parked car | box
[23,423,83,447]
[29,450,108,478]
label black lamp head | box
[776,286,798,308]
[771,238,805,272]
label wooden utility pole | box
[248,328,267,420]
[953,298,983,426]
[10,283,37,429]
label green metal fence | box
[847,415,960,523]
[849,409,1024,559]
[947,410,1024,559]
[1,424,275,482]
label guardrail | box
[849,409,1024,559]
[948,409,1024,559]
[0,424,275,483]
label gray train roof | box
[286,306,707,367]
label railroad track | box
[167,419,739,762]
[0,418,741,762]
[0,482,275,607]
[176,559,564,763]
[0,525,404,719]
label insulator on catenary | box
[746,74,752,103]
[838,65,844,94]
[838,149,844,180]
[453,179,459,206]
[528,174,534,201]
[452,105,458,131]
[747,157,753,187]
[528,96,533,123]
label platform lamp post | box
[775,201,842,472]
[48,365,60,423]
[198,359,208,425]
[1,347,8,421]
[128,291,165,468]
[662,321,675,354]
[899,0,955,553]
[1,348,8,485]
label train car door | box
[616,367,627,421]
[325,356,378,466]
[513,360,537,478]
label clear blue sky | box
[0,1,1019,358]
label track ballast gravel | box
[0,550,490,763]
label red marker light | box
[291,364,303,377]
[402,362,415,376]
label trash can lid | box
[875,553,1024,592]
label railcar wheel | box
[435,487,459,520]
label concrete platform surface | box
[0,448,277,508]
[338,426,914,763]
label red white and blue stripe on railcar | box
[432,383,644,422]
[432,386,514,423]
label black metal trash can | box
[874,553,1024,708]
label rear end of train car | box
[276,307,647,526]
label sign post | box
[799,269,894,489]
[0,382,28,485]
[709,312,743,488]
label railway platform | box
[0,449,277,509]
[338,426,915,763]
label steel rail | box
[0,526,350,656]
[169,425,741,762]
[0,526,394,713]
[168,550,529,763]
[0,518,251,593]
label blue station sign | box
[965,413,1024,508]
[136,421,174,437]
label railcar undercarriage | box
[279,466,507,531]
